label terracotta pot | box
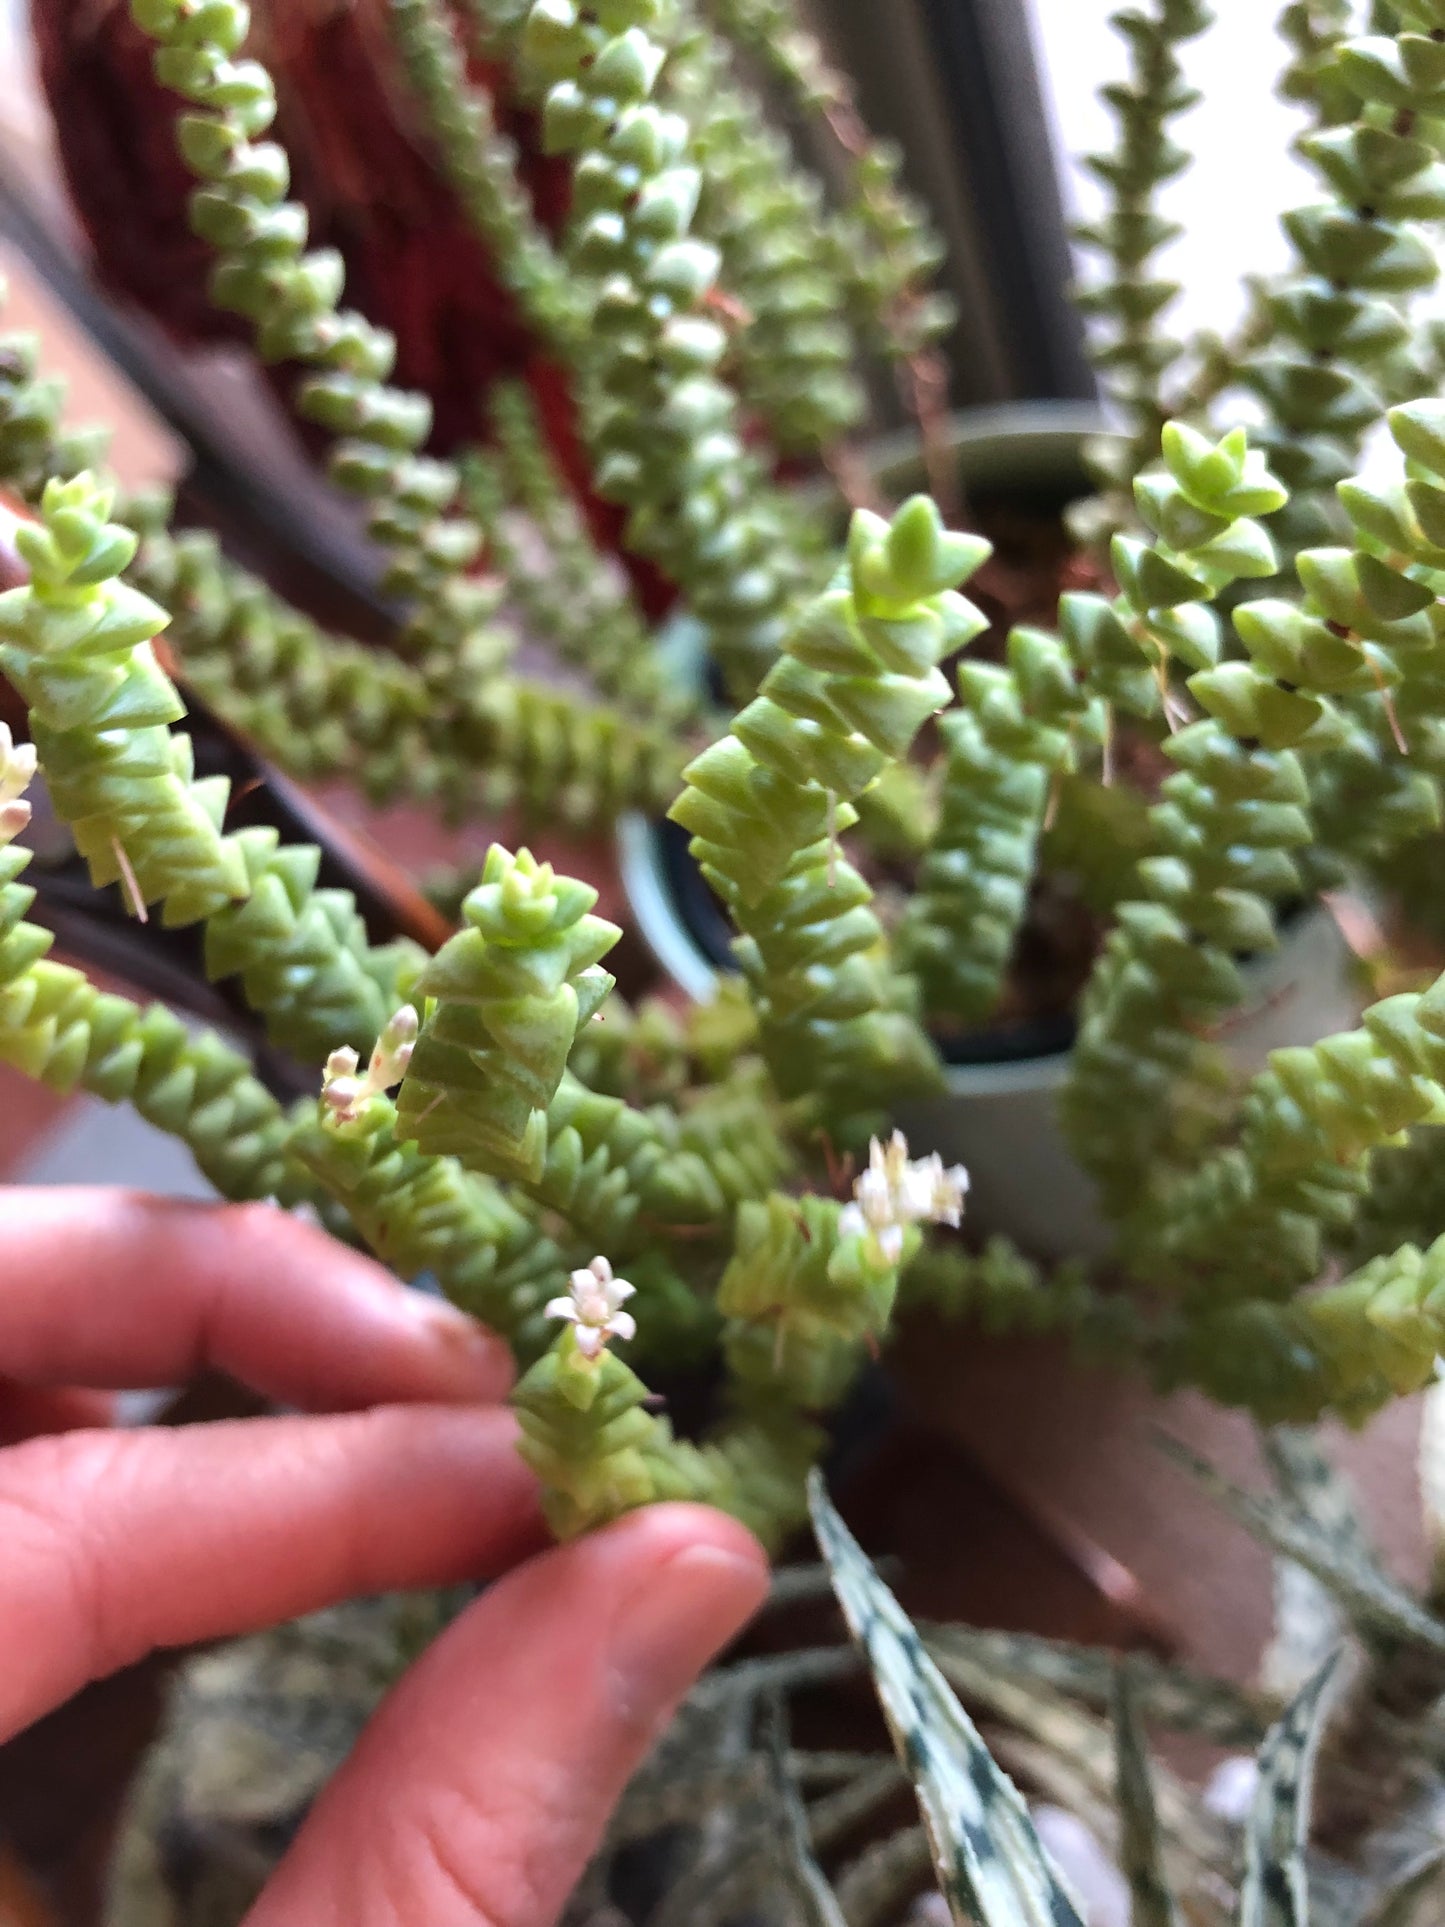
[888,1318,1427,1680]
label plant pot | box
[899,900,1362,1259]
[621,403,1366,1256]
[621,798,1363,1259]
[620,399,1107,1013]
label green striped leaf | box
[1112,1665,1180,1927]
[762,1694,850,1927]
[1160,1439,1445,1659]
[808,1471,1087,1927]
[1360,1848,1445,1927]
[1238,1654,1340,1927]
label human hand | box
[0,1187,769,1925]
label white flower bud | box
[0,727,36,847]
[370,1004,419,1090]
[0,798,32,845]
[320,1009,418,1127]
[321,1074,367,1122]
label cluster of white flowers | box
[0,724,36,848]
[321,1004,420,1124]
[545,1255,636,1361]
[838,1129,969,1264]
[537,1138,963,1367]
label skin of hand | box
[0,1186,770,1927]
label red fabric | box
[30,0,677,616]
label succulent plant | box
[10,0,1445,1629]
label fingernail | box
[611,1543,768,1717]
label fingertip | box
[249,1500,769,1926]
[596,1505,771,1716]
[202,1204,515,1408]
[592,1500,770,1589]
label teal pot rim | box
[853,399,1111,501]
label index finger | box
[0,1189,511,1409]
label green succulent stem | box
[516,0,805,696]
[129,0,499,678]
[1241,0,1445,572]
[387,0,579,350]
[293,1091,571,1361]
[462,383,697,726]
[670,496,989,1130]
[0,836,307,1204]
[698,0,954,367]
[1142,966,1445,1300]
[900,625,1095,1025]
[512,1326,821,1549]
[395,843,620,1181]
[1073,0,1214,521]
[1060,425,1313,1219]
[1159,1233,1445,1423]
[0,472,256,922]
[665,13,867,456]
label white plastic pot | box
[618,806,1364,1259]
[894,903,1363,1259]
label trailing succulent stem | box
[130,521,456,808]
[666,14,866,457]
[901,625,1094,1025]
[396,843,619,1181]
[1159,1231,1445,1423]
[0,455,432,1072]
[0,725,306,1203]
[0,315,110,496]
[671,496,988,1131]
[1074,0,1213,523]
[517,0,804,696]
[297,1082,571,1362]
[512,1322,821,1548]
[0,472,248,926]
[463,382,695,724]
[1270,398,1445,868]
[1061,426,1310,1219]
[130,0,498,676]
[1241,0,1445,570]
[698,0,954,368]
[387,0,578,349]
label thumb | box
[247,1504,769,1927]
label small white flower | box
[0,724,35,848]
[545,1255,637,1361]
[902,1149,970,1228]
[838,1130,969,1264]
[320,1009,419,1124]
